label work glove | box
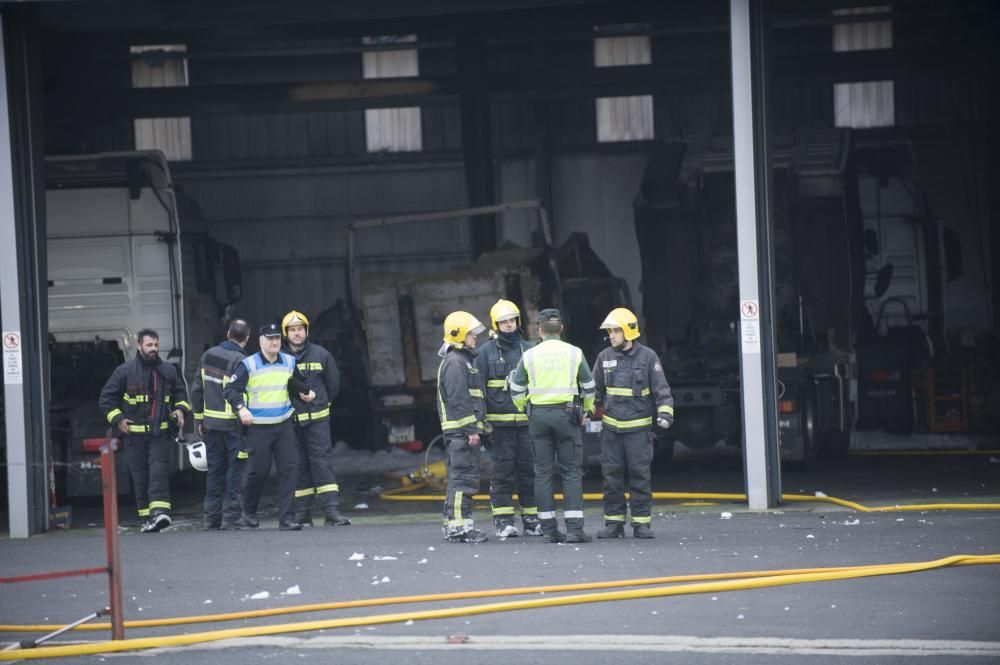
[656,417,672,430]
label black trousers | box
[293,419,341,518]
[125,434,172,518]
[443,432,482,530]
[530,406,585,531]
[241,419,298,525]
[489,425,536,520]
[600,428,654,524]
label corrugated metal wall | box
[39,4,995,334]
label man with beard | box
[281,310,351,528]
[100,328,191,532]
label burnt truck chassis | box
[634,131,860,465]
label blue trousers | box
[203,428,246,527]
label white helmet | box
[186,441,208,472]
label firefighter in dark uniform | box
[510,309,596,544]
[224,323,315,531]
[592,308,675,539]
[281,310,351,528]
[99,328,191,533]
[190,318,251,530]
[437,311,489,544]
[473,299,540,538]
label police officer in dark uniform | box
[99,328,191,532]
[224,323,315,531]
[190,318,251,530]
[281,310,351,528]
[473,299,540,538]
[592,308,675,539]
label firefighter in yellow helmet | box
[592,307,674,539]
[472,300,540,538]
[436,311,489,543]
[279,310,351,528]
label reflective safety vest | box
[242,352,295,424]
[521,339,583,405]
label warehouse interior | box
[1,0,998,534]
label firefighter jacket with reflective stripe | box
[99,353,190,433]
[190,340,246,432]
[473,334,532,427]
[283,342,339,425]
[436,347,486,435]
[593,341,674,432]
[509,337,596,413]
[224,351,304,425]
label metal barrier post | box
[100,440,124,640]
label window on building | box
[363,35,422,152]
[833,6,894,128]
[130,44,192,161]
[594,30,654,142]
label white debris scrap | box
[250,591,270,600]
[373,556,398,561]
[349,552,366,561]
[843,519,860,526]
[815,491,827,498]
[203,599,212,605]
[720,512,733,520]
[354,503,369,510]
[418,558,428,564]
[284,585,302,596]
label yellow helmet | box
[281,310,310,337]
[600,307,640,341]
[489,299,521,331]
[442,311,486,346]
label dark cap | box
[538,308,561,322]
[259,323,282,337]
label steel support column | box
[729,0,781,509]
[1,8,49,537]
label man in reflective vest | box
[190,318,251,530]
[509,309,596,543]
[473,299,540,538]
[592,308,675,539]
[224,323,315,530]
[437,311,489,544]
[99,328,191,533]
[281,310,351,528]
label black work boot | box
[597,523,626,539]
[541,520,566,543]
[295,512,314,528]
[446,526,488,543]
[203,498,223,530]
[633,523,655,539]
[522,515,543,536]
[278,521,303,531]
[324,509,351,526]
[495,518,520,539]
[241,512,260,528]
[566,528,592,543]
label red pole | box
[101,440,125,640]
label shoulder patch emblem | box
[654,363,662,372]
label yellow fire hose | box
[1,554,997,660]
[380,487,1000,513]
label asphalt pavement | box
[1,448,999,664]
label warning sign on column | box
[740,300,760,354]
[3,330,23,385]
